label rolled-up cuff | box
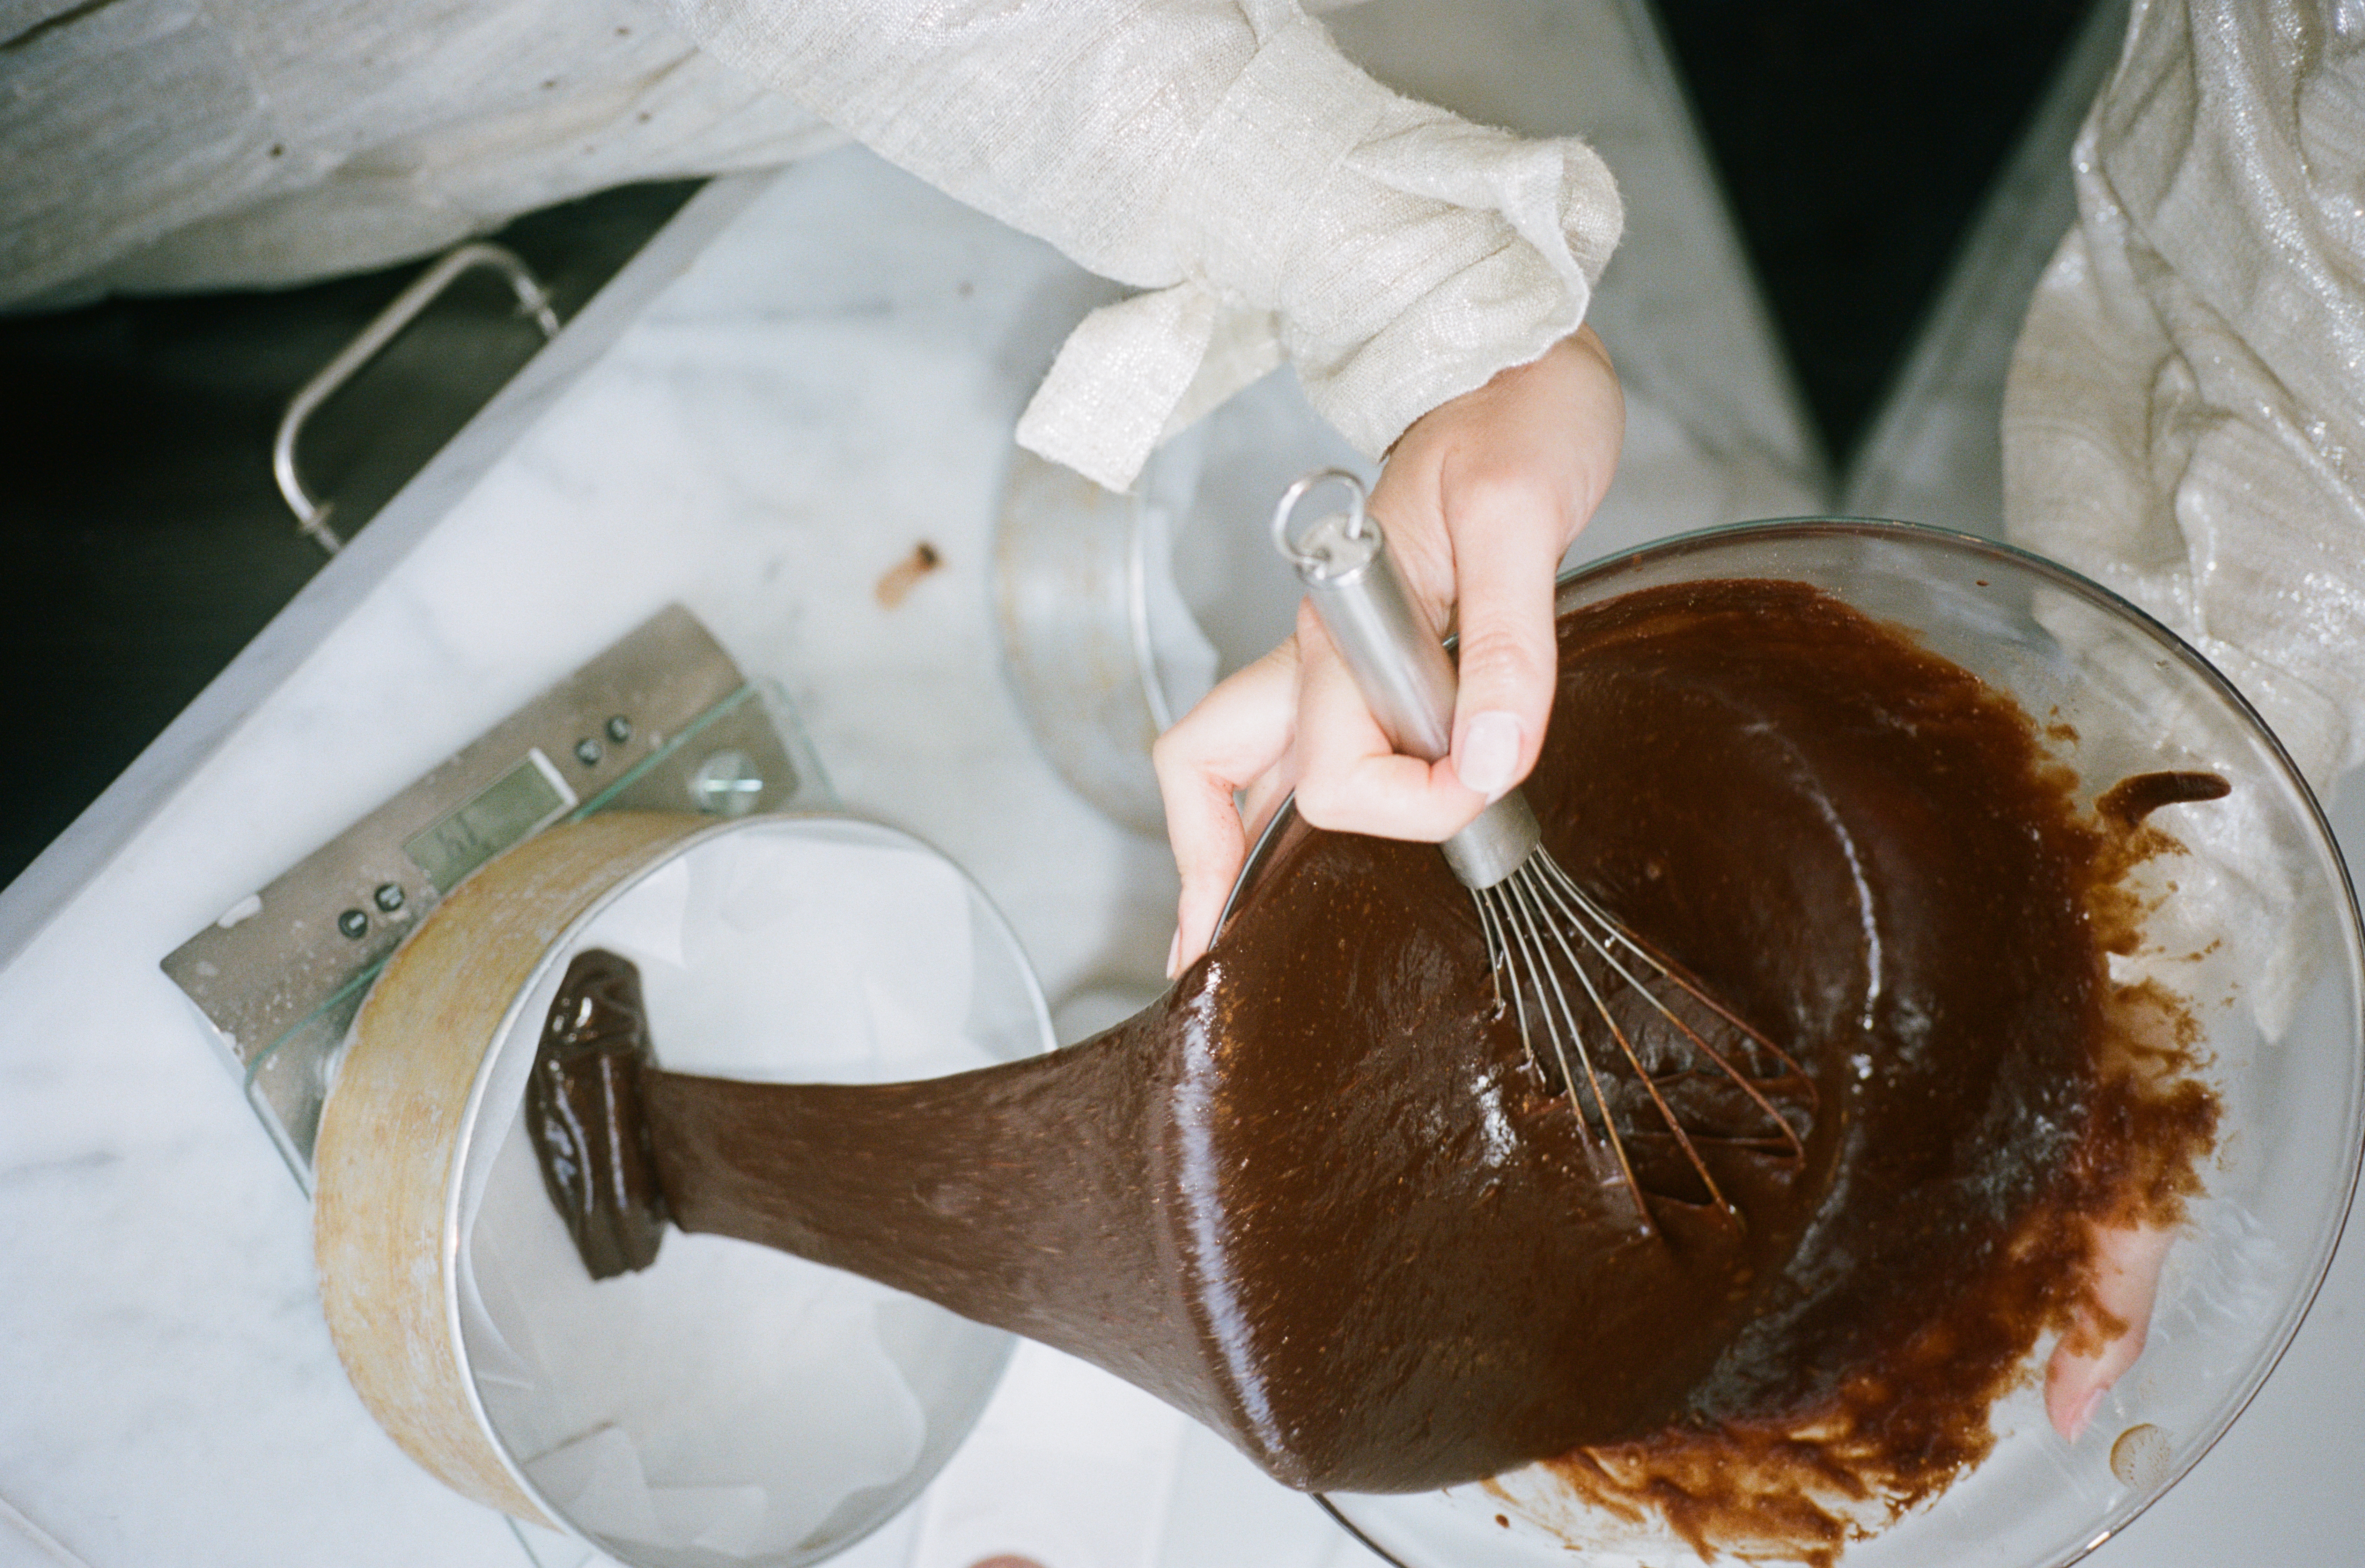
[1016,285,1284,491]
[1302,123,1620,458]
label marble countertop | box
[2,143,2360,1568]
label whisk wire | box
[1533,857,1812,1162]
[1520,866,1741,1217]
[1474,850,1819,1228]
[1485,872,1651,1220]
[1474,891,1512,1022]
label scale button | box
[337,909,370,939]
[605,715,633,744]
[574,737,604,766]
[373,882,406,913]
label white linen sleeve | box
[2002,0,2365,792]
[655,0,1623,491]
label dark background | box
[1653,0,2092,447]
[0,0,2100,888]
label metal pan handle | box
[273,242,559,555]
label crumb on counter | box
[875,541,943,607]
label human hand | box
[1154,328,1624,975]
[2045,1220,2174,1442]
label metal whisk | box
[1272,471,1812,1230]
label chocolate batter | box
[525,579,2218,1548]
[524,948,667,1279]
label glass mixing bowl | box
[1284,519,2365,1568]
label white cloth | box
[2003,0,2365,792]
[601,0,1624,489]
[0,0,835,302]
[1,0,1622,493]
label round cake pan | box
[313,810,1054,1568]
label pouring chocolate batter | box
[525,578,2218,1544]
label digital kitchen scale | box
[161,605,830,1189]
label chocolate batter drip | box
[525,579,2220,1522]
[2098,769,2233,827]
[525,949,668,1279]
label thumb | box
[2045,1221,2174,1442]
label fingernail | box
[1166,929,1182,979]
[1457,711,1525,801]
[2067,1385,2105,1442]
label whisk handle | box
[1272,472,1458,761]
[1272,469,1542,890]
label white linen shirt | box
[0,0,1623,491]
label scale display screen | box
[403,749,574,892]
